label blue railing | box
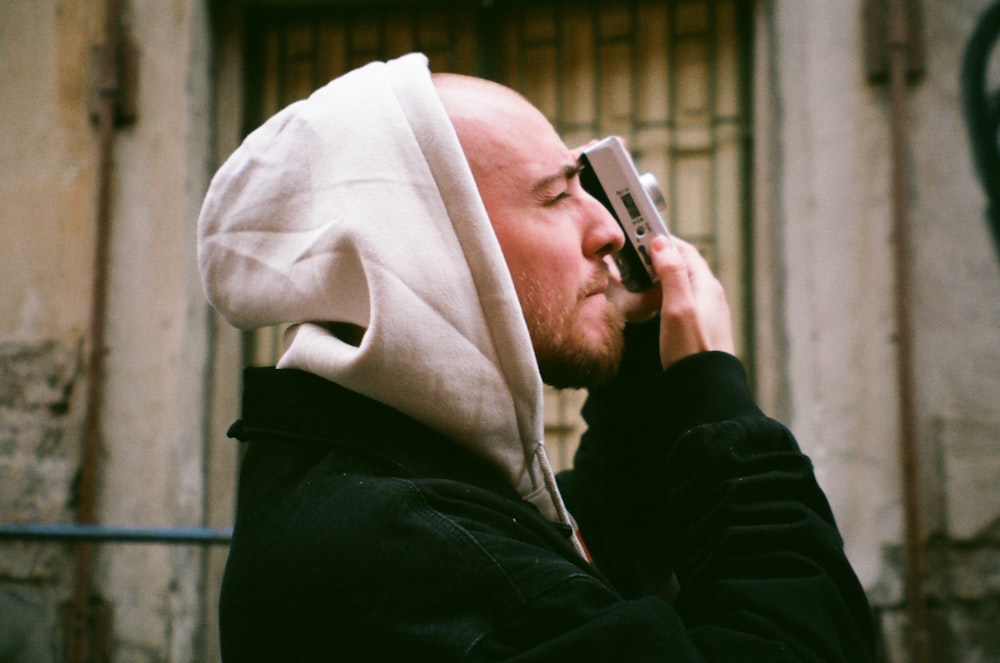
[0,523,232,545]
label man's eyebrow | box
[531,163,581,194]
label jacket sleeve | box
[556,320,877,661]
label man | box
[199,54,875,661]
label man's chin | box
[537,309,625,390]
[539,357,619,390]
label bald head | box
[433,74,561,178]
[433,73,533,130]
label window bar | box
[591,5,602,139]
[708,0,720,268]
[628,1,639,153]
[550,7,564,133]
[667,1,680,246]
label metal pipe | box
[69,0,121,658]
[886,0,929,661]
[0,524,233,545]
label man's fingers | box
[649,236,694,318]
[649,236,734,368]
[674,240,735,355]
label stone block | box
[0,340,79,581]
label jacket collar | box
[232,366,522,503]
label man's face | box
[438,78,627,388]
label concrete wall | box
[0,0,239,660]
[96,1,214,657]
[908,1,1000,658]
[758,0,1000,660]
[1,1,102,660]
[756,0,902,588]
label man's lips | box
[581,270,610,300]
[586,280,608,297]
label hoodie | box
[197,53,580,543]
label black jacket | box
[219,324,875,661]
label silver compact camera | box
[578,137,671,292]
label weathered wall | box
[1,1,101,660]
[757,0,901,588]
[0,0,237,661]
[0,342,81,662]
[908,1,1000,659]
[94,1,213,659]
[759,0,1000,661]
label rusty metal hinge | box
[863,0,925,84]
[89,36,139,127]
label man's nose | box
[582,194,626,259]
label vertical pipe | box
[69,0,120,659]
[886,0,929,661]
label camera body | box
[578,137,671,292]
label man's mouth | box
[580,267,611,300]
[586,281,608,298]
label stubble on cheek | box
[513,271,626,389]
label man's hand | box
[652,236,734,368]
[608,236,734,369]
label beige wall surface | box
[1,2,103,659]
[1,0,235,660]
[767,0,1000,582]
[759,1,1000,659]
[759,0,903,590]
[1,1,99,343]
[909,0,1000,539]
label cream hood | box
[198,53,578,533]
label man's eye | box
[545,191,571,206]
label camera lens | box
[640,173,666,213]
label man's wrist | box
[657,351,763,442]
